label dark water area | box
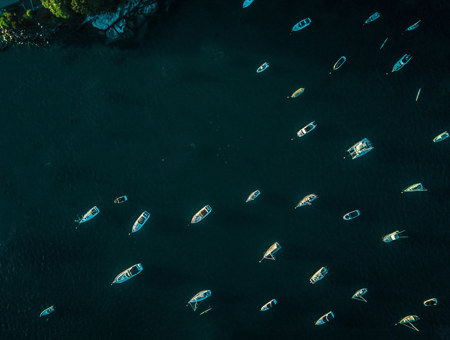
[0,0,449,339]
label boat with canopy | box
[401,183,427,193]
[190,205,212,224]
[346,138,373,159]
[391,54,412,72]
[396,315,420,332]
[382,230,408,243]
[259,242,281,263]
[114,195,127,204]
[364,12,380,25]
[130,211,150,234]
[260,299,277,311]
[343,210,360,220]
[246,190,261,203]
[351,288,368,302]
[291,18,311,32]
[111,263,143,285]
[294,121,316,138]
[242,0,254,8]
[315,311,334,325]
[187,290,211,311]
[257,62,269,73]
[310,266,328,284]
[295,194,318,209]
[287,87,305,99]
[75,206,100,227]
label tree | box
[41,0,71,19]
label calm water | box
[0,0,449,339]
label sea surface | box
[0,0,449,339]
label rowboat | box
[423,298,438,306]
[391,54,412,72]
[291,18,311,32]
[295,194,318,209]
[382,230,408,243]
[259,242,281,263]
[257,62,269,73]
[396,315,420,332]
[242,0,254,8]
[287,87,305,99]
[114,195,128,204]
[295,121,316,138]
[75,206,100,227]
[187,290,211,311]
[246,190,261,203]
[260,299,277,311]
[415,88,421,102]
[40,305,55,317]
[405,20,421,32]
[351,288,368,302]
[401,183,427,193]
[433,131,449,143]
[310,266,328,284]
[346,138,373,159]
[343,210,360,221]
[190,205,212,224]
[315,311,334,325]
[332,56,346,71]
[111,263,143,285]
[379,37,388,50]
[364,12,380,25]
[130,211,150,234]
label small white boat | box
[392,54,412,72]
[315,311,334,325]
[257,62,269,73]
[39,305,55,317]
[396,315,420,332]
[405,20,421,32]
[343,210,360,220]
[416,88,421,102]
[332,56,346,71]
[379,37,388,50]
[423,298,438,307]
[382,230,408,243]
[364,12,380,25]
[246,190,261,203]
[259,242,281,263]
[111,263,143,285]
[401,183,427,193]
[75,206,100,226]
[260,299,277,311]
[346,138,373,159]
[242,0,254,8]
[187,290,211,311]
[296,121,317,138]
[190,205,212,224]
[433,131,449,143]
[295,194,318,209]
[199,307,212,315]
[130,211,150,234]
[287,87,305,99]
[310,266,328,284]
[352,288,368,302]
[114,195,128,204]
[291,18,311,32]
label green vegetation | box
[41,0,71,19]
[0,10,34,29]
[41,0,114,19]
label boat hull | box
[191,205,212,224]
[433,131,449,143]
[112,263,143,284]
[292,18,311,31]
[131,211,150,233]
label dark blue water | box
[0,0,449,339]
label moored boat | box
[187,290,211,311]
[332,56,346,71]
[379,37,388,50]
[433,131,449,143]
[315,311,334,325]
[423,298,438,307]
[260,299,277,311]
[396,315,420,332]
[391,54,412,72]
[287,87,305,99]
[246,190,261,203]
[295,194,318,208]
[364,12,380,25]
[114,195,128,204]
[416,88,421,102]
[401,183,427,193]
[190,205,212,224]
[310,266,328,284]
[382,230,408,243]
[291,18,311,32]
[75,206,100,226]
[39,305,55,317]
[296,121,317,138]
[346,138,373,159]
[130,211,150,234]
[111,263,143,285]
[352,288,368,302]
[257,62,269,73]
[343,210,360,221]
[405,20,421,32]
[259,242,281,263]
[242,0,254,8]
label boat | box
[130,211,150,234]
[291,18,311,32]
[382,230,408,243]
[260,299,277,311]
[332,56,346,71]
[346,138,373,159]
[199,307,212,315]
[287,87,305,99]
[310,266,328,284]
[364,12,380,25]
[242,0,254,8]
[343,210,360,221]
[295,194,318,209]
[296,121,317,138]
[423,298,438,306]
[405,20,421,32]
[111,263,143,285]
[401,183,427,193]
[190,205,212,224]
[433,131,449,143]
[39,305,55,317]
[246,190,261,203]
[315,311,334,325]
[257,62,269,73]
[114,195,128,204]
[379,37,388,50]
[396,315,420,332]
[351,288,368,302]
[392,54,412,72]
[259,242,281,263]
[75,206,100,226]
[416,88,421,102]
[187,290,211,311]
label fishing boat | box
[257,62,269,73]
[310,266,328,284]
[111,263,143,285]
[315,311,334,325]
[259,242,281,263]
[391,54,412,72]
[423,298,438,306]
[114,195,128,204]
[296,121,317,138]
[260,299,277,311]
[246,190,261,203]
[364,12,380,25]
[190,205,212,224]
[405,20,421,32]
[295,194,318,209]
[287,87,305,99]
[242,0,254,8]
[396,315,420,332]
[130,211,150,234]
[75,206,100,226]
[379,37,388,50]
[401,183,427,193]
[416,88,421,102]
[343,210,360,221]
[39,305,55,317]
[291,18,311,32]
[187,290,211,311]
[433,131,449,143]
[382,230,408,243]
[346,138,373,159]
[352,288,368,302]
[332,56,346,71]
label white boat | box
[242,0,254,8]
[75,206,100,226]
[351,288,368,302]
[310,266,328,284]
[392,54,412,72]
[190,205,212,224]
[259,242,281,263]
[343,210,360,220]
[382,230,408,243]
[260,299,277,311]
[114,195,128,204]
[401,183,427,193]
[187,290,211,311]
[379,37,388,50]
[246,190,261,203]
[111,263,143,285]
[364,12,380,25]
[257,62,269,73]
[39,305,55,317]
[333,56,346,71]
[315,311,334,325]
[287,87,305,99]
[291,18,311,32]
[346,138,373,159]
[433,131,449,143]
[416,88,421,102]
[423,298,438,307]
[130,211,150,234]
[296,121,317,138]
[396,315,420,332]
[405,20,421,32]
[295,194,318,209]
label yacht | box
[259,242,281,263]
[246,190,261,203]
[396,315,420,332]
[382,230,408,243]
[404,20,421,31]
[296,121,317,138]
[75,206,100,226]
[130,211,150,234]
[351,288,368,302]
[114,195,128,204]
[315,311,334,325]
[401,183,427,193]
[257,62,269,73]
[310,266,328,284]
[295,194,318,208]
[291,18,311,32]
[39,305,55,317]
[346,138,373,159]
[287,88,305,99]
[260,299,277,311]
[392,54,412,72]
[343,210,360,220]
[187,290,211,311]
[423,298,438,307]
[190,205,212,224]
[364,12,380,25]
[433,131,449,143]
[111,263,143,285]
